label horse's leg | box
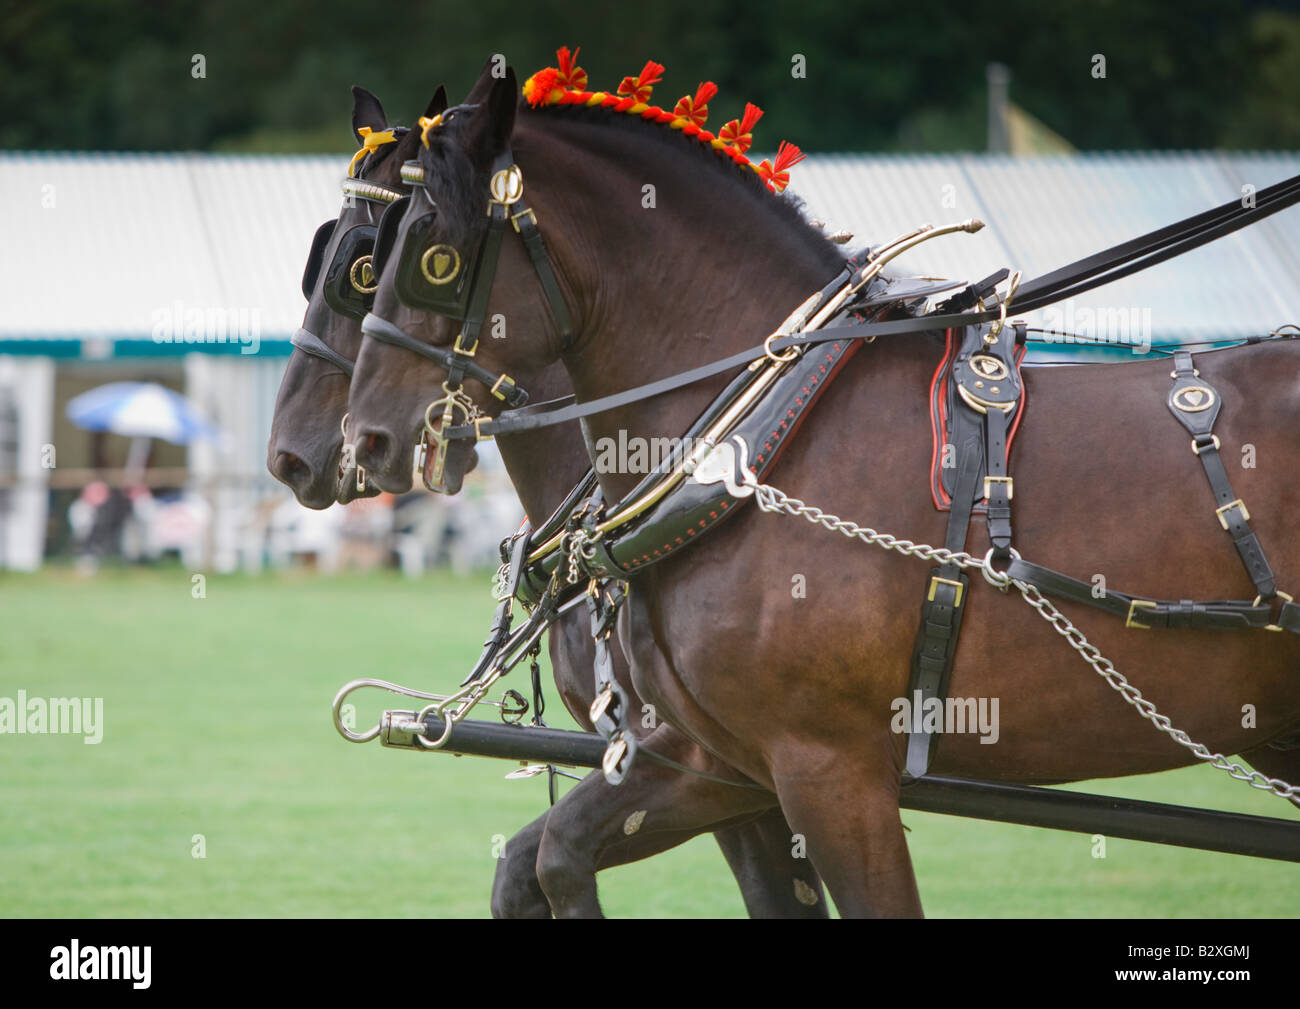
[490,810,553,918]
[768,740,922,919]
[1241,742,1300,809]
[535,724,791,918]
[712,809,829,917]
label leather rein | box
[412,168,1300,442]
[301,144,1300,469]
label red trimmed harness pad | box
[609,336,861,572]
[928,328,1027,513]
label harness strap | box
[983,404,1014,557]
[461,525,532,687]
[446,155,514,382]
[514,205,577,350]
[361,312,528,407]
[291,327,355,378]
[585,579,638,785]
[443,171,1300,441]
[1005,557,1296,631]
[906,320,1024,778]
[1167,351,1276,599]
[905,441,978,779]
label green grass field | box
[2,567,1296,918]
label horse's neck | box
[521,117,845,499]
[496,366,590,524]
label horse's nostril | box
[353,430,393,472]
[272,451,313,489]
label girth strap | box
[1166,351,1276,599]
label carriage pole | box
[399,713,1300,863]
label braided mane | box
[522,47,806,196]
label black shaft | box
[421,715,1300,863]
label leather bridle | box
[294,173,410,378]
[359,126,577,484]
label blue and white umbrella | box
[66,382,221,445]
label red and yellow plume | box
[618,61,665,105]
[718,103,763,155]
[673,82,718,128]
[523,45,588,106]
[522,47,804,195]
[756,141,806,194]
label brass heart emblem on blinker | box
[350,255,378,294]
[420,244,461,286]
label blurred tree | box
[0,0,1295,153]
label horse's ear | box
[465,56,501,104]
[351,86,388,144]
[462,66,517,170]
[423,85,448,120]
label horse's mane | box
[415,88,844,279]
[522,101,838,255]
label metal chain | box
[1008,578,1300,801]
[749,477,1300,803]
[752,483,985,572]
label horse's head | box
[267,84,449,508]
[350,59,573,496]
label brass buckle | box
[983,475,1014,500]
[1252,590,1294,632]
[472,417,493,442]
[489,164,524,207]
[1215,498,1249,530]
[589,685,614,724]
[1190,434,1220,456]
[452,332,477,357]
[927,575,965,608]
[510,206,537,233]
[489,373,515,401]
[602,736,628,779]
[1126,598,1157,629]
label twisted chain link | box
[750,478,1300,803]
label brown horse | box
[347,58,1300,916]
[268,86,828,917]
